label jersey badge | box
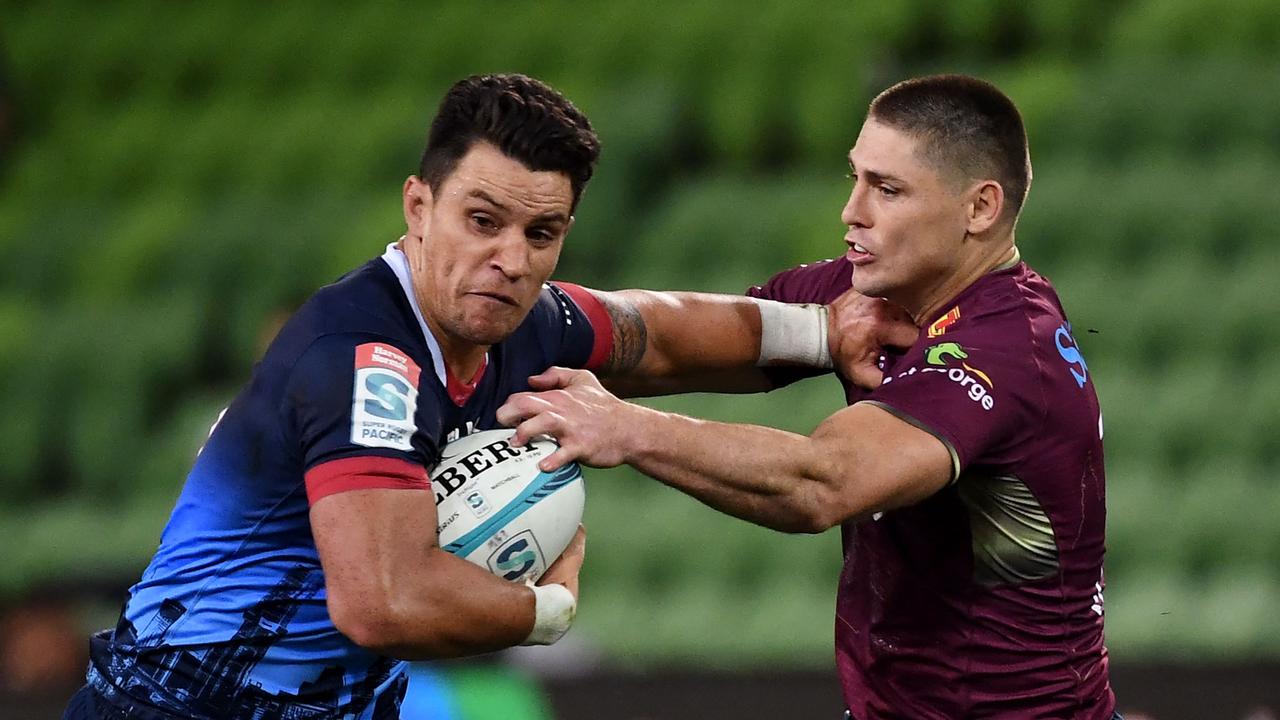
[351,343,421,451]
[926,306,961,337]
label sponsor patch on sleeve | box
[351,343,421,451]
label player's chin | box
[459,316,522,346]
[850,268,893,300]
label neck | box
[396,237,489,382]
[429,327,488,383]
[909,237,1017,326]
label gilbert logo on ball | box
[432,429,585,583]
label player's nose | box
[490,232,532,280]
[841,184,870,228]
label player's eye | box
[471,213,498,232]
[526,229,556,247]
[878,184,899,197]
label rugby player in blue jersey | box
[63,74,904,720]
[500,75,1117,718]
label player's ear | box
[403,176,435,238]
[964,179,1004,235]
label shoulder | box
[747,257,851,304]
[506,282,612,369]
[923,263,1056,351]
[268,258,426,369]
[300,258,411,336]
[902,263,1077,422]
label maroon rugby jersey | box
[749,254,1114,719]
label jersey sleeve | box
[863,321,1042,479]
[283,335,439,503]
[538,282,614,370]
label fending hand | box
[826,289,919,389]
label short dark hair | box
[418,74,601,210]
[869,74,1031,219]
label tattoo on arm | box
[598,294,648,374]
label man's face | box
[841,119,970,313]
[403,142,573,347]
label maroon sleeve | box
[747,258,850,390]
[865,320,1042,476]
[746,257,849,304]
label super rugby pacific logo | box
[351,343,420,451]
[487,531,545,581]
[363,373,411,420]
[1054,323,1089,388]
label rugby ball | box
[432,428,584,583]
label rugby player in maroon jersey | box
[500,75,1117,719]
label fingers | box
[509,407,566,448]
[539,525,587,597]
[495,392,538,428]
[879,317,920,349]
[561,524,586,559]
[527,366,592,390]
[538,445,577,472]
[846,362,885,390]
[827,293,920,385]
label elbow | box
[327,569,498,659]
[328,591,402,655]
[328,586,450,658]
[777,481,847,534]
[789,507,840,535]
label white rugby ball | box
[432,428,584,583]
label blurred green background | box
[2,0,1278,673]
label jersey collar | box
[993,246,1021,272]
[380,241,456,392]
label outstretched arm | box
[496,368,951,532]
[592,289,770,396]
[588,287,917,397]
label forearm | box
[314,490,542,660]
[620,405,841,533]
[607,289,762,377]
[604,367,773,399]
[367,549,537,659]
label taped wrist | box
[521,582,577,646]
[754,299,834,368]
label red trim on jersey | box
[305,456,428,505]
[446,355,488,407]
[553,282,614,370]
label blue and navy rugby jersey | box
[85,243,610,720]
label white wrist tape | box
[754,299,833,369]
[521,582,577,646]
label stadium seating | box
[2,0,1278,665]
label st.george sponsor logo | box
[351,343,421,451]
[882,341,997,411]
